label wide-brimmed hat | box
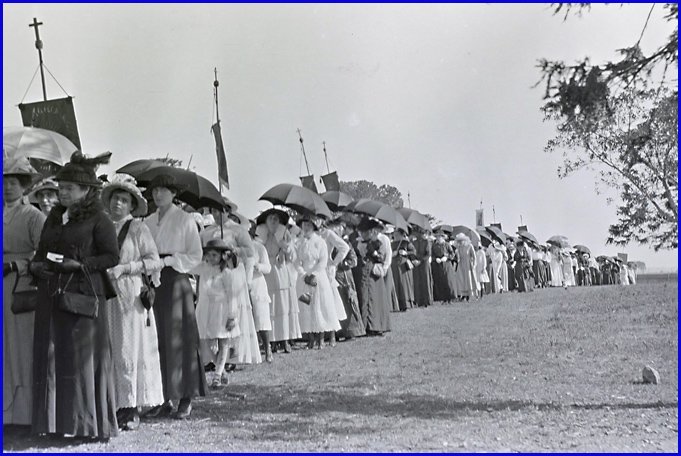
[101,173,148,217]
[222,196,238,213]
[54,151,110,187]
[3,156,39,178]
[28,177,59,203]
[256,208,290,226]
[203,238,232,252]
[454,233,470,243]
[145,174,187,195]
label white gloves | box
[163,256,177,268]
[109,264,127,279]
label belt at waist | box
[159,254,172,259]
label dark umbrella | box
[260,183,332,218]
[485,225,507,244]
[255,208,290,226]
[321,191,354,212]
[397,207,431,231]
[573,244,591,255]
[345,199,409,232]
[117,159,169,177]
[133,165,227,211]
[517,230,539,245]
[433,224,454,234]
[476,228,493,247]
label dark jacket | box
[33,194,119,299]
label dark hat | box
[203,238,232,252]
[55,151,110,187]
[256,208,290,226]
[357,217,382,232]
[145,174,187,194]
[297,213,320,230]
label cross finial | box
[29,18,43,49]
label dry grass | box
[4,278,677,452]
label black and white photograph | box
[2,2,678,452]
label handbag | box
[11,270,38,314]
[56,267,100,319]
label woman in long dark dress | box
[430,231,457,303]
[30,152,119,440]
[412,229,434,307]
[352,218,391,336]
[513,240,533,293]
[390,228,416,311]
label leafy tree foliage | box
[538,3,678,250]
[339,179,404,208]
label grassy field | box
[4,278,677,452]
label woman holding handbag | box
[29,151,120,441]
[101,174,165,431]
[3,157,45,427]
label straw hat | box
[454,233,470,243]
[101,173,148,217]
[3,157,40,188]
[203,238,232,252]
[28,177,59,203]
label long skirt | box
[384,267,399,315]
[514,263,532,293]
[431,261,457,302]
[506,263,516,291]
[4,266,35,426]
[413,261,434,307]
[266,263,302,342]
[250,277,272,331]
[230,298,262,365]
[153,267,207,401]
[337,269,365,338]
[105,284,164,409]
[354,263,391,333]
[296,271,342,333]
[32,284,117,438]
[391,263,415,311]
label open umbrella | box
[345,199,409,232]
[133,165,227,211]
[4,126,78,165]
[260,183,332,218]
[451,225,481,248]
[547,235,571,248]
[433,224,454,234]
[476,228,493,247]
[573,244,591,255]
[485,225,507,244]
[321,190,354,212]
[517,230,539,245]
[117,159,169,177]
[397,207,431,231]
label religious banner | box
[19,96,81,149]
[491,223,503,231]
[300,175,318,193]
[321,171,340,192]
[475,209,484,228]
[617,253,629,263]
[518,225,528,233]
[211,122,230,189]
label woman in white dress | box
[549,246,564,287]
[318,221,349,346]
[486,241,504,293]
[475,245,490,297]
[246,231,273,362]
[294,215,341,349]
[102,174,165,430]
[255,209,301,354]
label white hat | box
[101,173,148,217]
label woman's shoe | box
[283,341,292,353]
[175,398,192,419]
[265,350,273,363]
[123,409,140,431]
[144,401,173,418]
[211,377,222,388]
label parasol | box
[321,191,354,212]
[573,244,591,255]
[345,199,409,232]
[260,183,332,218]
[547,235,571,248]
[397,207,431,231]
[3,126,77,166]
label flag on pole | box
[211,122,229,189]
[475,209,484,228]
[321,171,340,191]
[300,175,318,193]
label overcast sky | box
[3,3,677,270]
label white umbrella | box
[3,126,78,166]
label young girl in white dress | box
[193,239,240,387]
